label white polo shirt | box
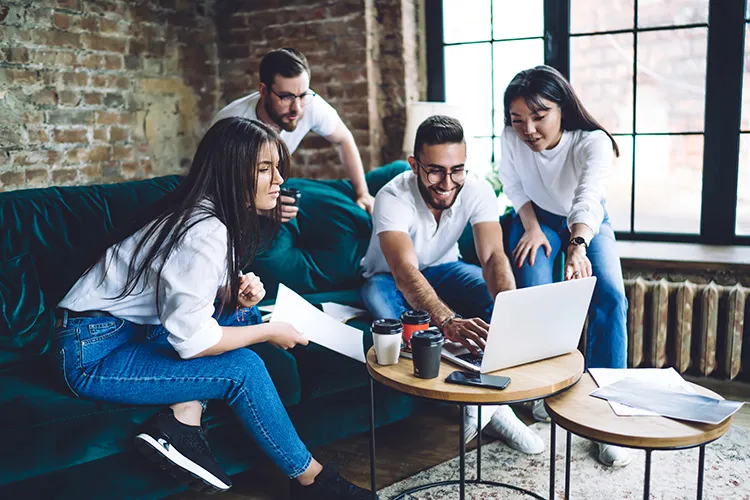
[360,170,499,278]
[212,91,340,154]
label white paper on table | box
[320,302,368,323]
[589,368,695,416]
[270,284,365,363]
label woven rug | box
[378,423,750,499]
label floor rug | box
[378,423,750,499]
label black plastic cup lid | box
[410,327,443,346]
[371,318,402,334]
[400,309,431,325]
[280,187,301,198]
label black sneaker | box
[134,410,232,493]
[290,463,377,500]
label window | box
[440,0,545,180]
[428,0,749,245]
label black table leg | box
[697,445,705,500]
[369,377,377,499]
[644,449,652,500]
[565,431,572,499]
[549,422,556,500]
[459,404,466,500]
[477,405,482,482]
[565,431,572,497]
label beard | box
[417,174,463,211]
[264,100,299,132]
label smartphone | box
[445,370,511,390]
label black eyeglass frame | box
[269,86,317,106]
[414,158,468,185]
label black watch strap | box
[569,236,588,251]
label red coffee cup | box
[400,310,431,348]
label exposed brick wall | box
[0,0,219,191]
[215,0,422,180]
[0,0,421,191]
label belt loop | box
[62,309,69,328]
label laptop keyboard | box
[456,351,484,367]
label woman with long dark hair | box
[497,65,630,467]
[54,117,374,499]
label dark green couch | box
[0,161,424,500]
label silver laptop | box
[442,277,597,374]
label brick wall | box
[0,0,422,191]
[0,0,220,191]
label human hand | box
[355,192,375,215]
[512,228,551,268]
[267,322,308,350]
[564,244,592,280]
[443,317,488,355]
[279,196,299,222]
[237,272,265,308]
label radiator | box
[624,278,748,380]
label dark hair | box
[503,65,619,157]
[413,115,465,157]
[259,48,311,87]
[103,117,289,313]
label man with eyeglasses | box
[213,48,374,220]
[360,115,544,456]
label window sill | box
[617,241,750,270]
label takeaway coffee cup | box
[280,187,301,207]
[400,309,431,349]
[411,327,444,379]
[371,318,403,366]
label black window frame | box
[427,0,749,246]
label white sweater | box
[497,127,615,235]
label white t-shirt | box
[497,127,614,234]
[59,208,228,359]
[360,170,499,278]
[212,91,340,154]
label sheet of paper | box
[270,284,365,363]
[320,302,368,323]
[589,368,695,416]
[590,377,745,425]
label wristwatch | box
[569,236,588,251]
[439,312,462,332]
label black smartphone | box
[445,370,511,390]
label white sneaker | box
[531,400,551,422]
[463,405,496,443]
[598,443,631,467]
[484,406,545,454]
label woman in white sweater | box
[497,65,630,467]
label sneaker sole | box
[134,433,231,493]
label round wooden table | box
[366,347,584,500]
[544,373,733,500]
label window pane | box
[638,0,708,29]
[492,39,545,135]
[737,134,750,236]
[634,134,703,233]
[607,135,634,232]
[493,0,543,39]
[445,44,492,137]
[571,34,634,134]
[742,24,750,131]
[493,137,513,213]
[571,0,634,34]
[636,28,707,133]
[443,0,491,44]
[468,137,493,183]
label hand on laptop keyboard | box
[442,317,489,355]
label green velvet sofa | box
[0,161,428,500]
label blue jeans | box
[509,204,628,369]
[361,261,494,322]
[53,306,312,479]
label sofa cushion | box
[252,161,409,299]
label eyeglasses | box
[269,87,317,107]
[415,159,468,185]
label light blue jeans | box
[509,204,628,369]
[361,261,494,323]
[53,306,312,478]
